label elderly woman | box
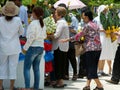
[60,10,103,90]
[0,1,24,90]
[47,6,69,88]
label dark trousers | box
[84,51,101,79]
[50,60,56,81]
[78,53,86,76]
[65,48,77,76]
[111,45,120,82]
[54,48,67,80]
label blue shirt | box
[70,16,79,31]
[19,5,28,36]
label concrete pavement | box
[3,57,120,90]
[44,75,120,90]
[44,60,120,90]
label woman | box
[0,1,24,90]
[47,6,69,88]
[94,5,114,76]
[22,7,46,90]
[60,10,103,90]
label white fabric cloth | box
[0,16,23,79]
[93,16,115,60]
[52,18,69,52]
[99,36,114,60]
[23,20,46,51]
[0,16,24,55]
[97,5,107,16]
[0,54,19,79]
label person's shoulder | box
[0,16,3,20]
[31,20,39,23]
[0,16,6,22]
[29,20,39,26]
[13,16,21,21]
[58,18,66,23]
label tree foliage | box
[81,0,120,7]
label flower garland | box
[100,4,120,42]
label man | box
[11,0,28,37]
[64,13,78,81]
[69,13,79,32]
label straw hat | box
[2,1,19,16]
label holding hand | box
[22,49,26,55]
[47,34,54,40]
[59,38,70,43]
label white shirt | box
[23,20,46,51]
[52,18,69,52]
[0,16,24,55]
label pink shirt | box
[74,21,101,52]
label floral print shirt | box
[74,21,101,52]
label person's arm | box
[59,37,74,43]
[70,29,77,34]
[60,31,84,43]
[47,21,66,39]
[114,31,120,36]
[22,22,36,54]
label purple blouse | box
[74,21,101,52]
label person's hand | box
[113,32,120,36]
[22,49,26,55]
[70,29,77,34]
[47,34,54,39]
[100,30,106,33]
[59,38,69,43]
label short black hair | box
[81,7,90,13]
[84,10,93,21]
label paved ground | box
[44,75,120,90]
[44,61,120,90]
[4,60,120,90]
[4,75,120,90]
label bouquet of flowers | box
[100,4,120,42]
[75,30,85,44]
[43,14,56,35]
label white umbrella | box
[54,0,86,10]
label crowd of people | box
[0,0,120,90]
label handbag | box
[75,43,85,57]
